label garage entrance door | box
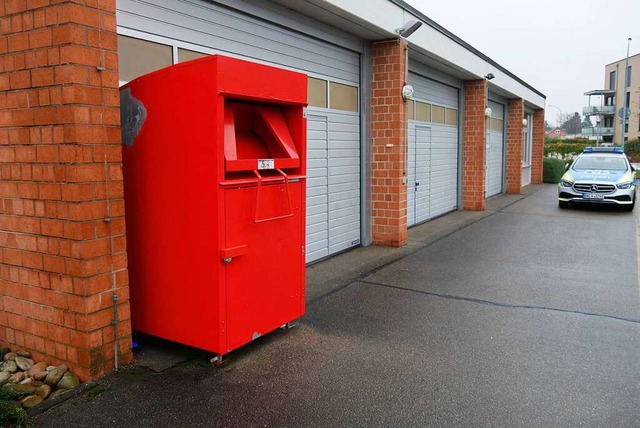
[407,73,459,227]
[486,101,505,198]
[116,0,362,263]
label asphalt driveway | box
[36,185,640,427]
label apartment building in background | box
[584,53,640,144]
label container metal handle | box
[253,169,293,223]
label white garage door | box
[407,72,459,227]
[486,100,505,198]
[116,0,362,264]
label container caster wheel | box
[280,322,296,330]
[210,354,226,366]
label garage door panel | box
[329,240,357,256]
[409,72,458,107]
[307,220,329,234]
[329,121,360,133]
[308,131,329,143]
[328,140,359,150]
[407,72,459,226]
[307,158,327,169]
[486,100,505,198]
[329,157,359,167]
[327,149,360,159]
[306,242,328,262]
[306,202,328,217]
[307,175,327,187]
[329,202,359,217]
[307,194,327,208]
[329,221,359,240]
[327,165,360,176]
[329,189,360,203]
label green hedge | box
[624,139,640,162]
[544,142,589,159]
[545,137,591,145]
[543,157,566,183]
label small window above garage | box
[308,77,328,108]
[178,48,208,63]
[118,35,173,82]
[329,82,358,112]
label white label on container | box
[257,159,274,170]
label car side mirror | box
[564,163,570,171]
[631,165,636,172]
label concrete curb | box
[26,381,98,417]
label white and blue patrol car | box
[558,147,636,211]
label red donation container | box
[120,55,307,357]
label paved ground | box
[35,185,640,427]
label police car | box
[558,147,636,211]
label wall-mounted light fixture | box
[402,84,414,101]
[485,107,492,118]
[484,73,495,80]
[395,20,423,38]
[522,118,528,127]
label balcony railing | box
[581,127,614,136]
[583,105,615,115]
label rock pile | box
[0,347,80,409]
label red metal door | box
[223,181,304,352]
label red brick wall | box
[462,80,487,210]
[532,109,545,184]
[0,0,131,381]
[505,98,524,194]
[370,39,408,247]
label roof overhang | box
[270,0,546,109]
[584,89,615,96]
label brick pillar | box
[505,98,524,194]
[531,109,545,184]
[0,0,131,381]
[370,39,408,247]
[462,80,487,210]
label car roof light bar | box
[582,147,624,153]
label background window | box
[407,100,415,120]
[490,118,503,132]
[445,108,458,126]
[178,48,208,63]
[118,35,173,82]
[432,105,445,124]
[609,70,616,90]
[329,82,358,112]
[415,101,431,122]
[626,66,632,87]
[308,77,328,108]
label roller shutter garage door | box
[486,101,505,198]
[116,0,362,264]
[407,72,459,227]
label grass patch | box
[0,388,30,428]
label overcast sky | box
[404,0,640,126]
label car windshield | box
[572,156,627,171]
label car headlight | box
[616,181,633,189]
[560,179,574,188]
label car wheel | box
[559,201,569,209]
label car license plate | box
[582,193,605,199]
